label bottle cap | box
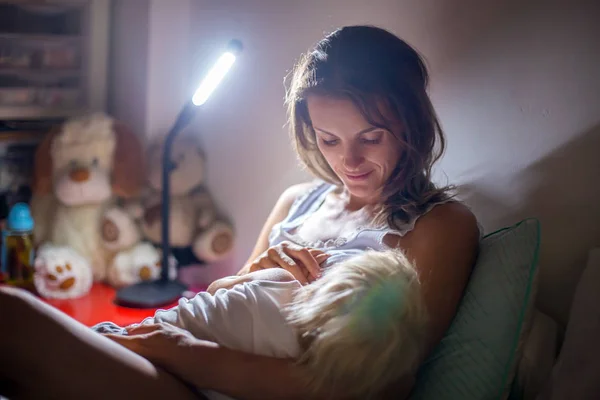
[7,202,34,232]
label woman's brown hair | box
[285,25,453,229]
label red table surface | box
[3,282,208,327]
[42,283,180,327]
[41,283,181,327]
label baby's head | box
[285,249,428,398]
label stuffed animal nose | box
[70,168,90,182]
[139,266,152,280]
[59,277,76,290]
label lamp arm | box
[160,101,197,281]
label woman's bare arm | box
[173,343,315,400]
[394,203,480,357]
[380,202,480,397]
[237,183,314,276]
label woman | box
[0,25,479,399]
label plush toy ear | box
[112,122,145,199]
[32,126,60,195]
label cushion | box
[410,218,541,400]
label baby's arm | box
[207,268,296,294]
[121,268,296,342]
[93,270,297,336]
[93,269,298,340]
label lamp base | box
[115,279,187,309]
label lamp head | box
[192,39,243,106]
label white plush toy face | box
[51,114,116,206]
[147,137,204,195]
[34,245,93,300]
[53,162,112,206]
[44,262,75,289]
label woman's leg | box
[0,286,199,400]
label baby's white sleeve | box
[137,280,301,358]
[147,285,256,344]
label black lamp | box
[115,40,243,308]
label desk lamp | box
[115,40,243,308]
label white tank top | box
[269,181,456,269]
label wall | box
[107,0,150,138]
[145,0,193,140]
[431,0,600,324]
[108,0,193,140]
[110,0,600,325]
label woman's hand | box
[247,241,328,284]
[104,323,205,367]
[104,323,219,389]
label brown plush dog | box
[31,113,145,282]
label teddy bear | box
[99,205,162,288]
[30,113,146,298]
[133,134,235,267]
[100,204,180,288]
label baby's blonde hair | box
[285,249,428,398]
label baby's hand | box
[208,250,328,292]
[248,241,327,284]
[303,249,330,284]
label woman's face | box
[306,95,401,204]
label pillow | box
[410,218,541,400]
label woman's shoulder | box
[419,202,478,232]
[268,180,323,220]
[412,202,479,245]
[279,179,330,206]
[385,202,480,250]
[280,181,318,202]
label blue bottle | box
[1,203,35,288]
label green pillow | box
[410,218,541,400]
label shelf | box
[0,105,83,119]
[0,130,48,143]
[0,0,87,6]
[0,68,81,79]
[0,0,109,126]
[0,33,82,42]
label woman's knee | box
[0,286,37,321]
[0,287,27,347]
[0,286,20,310]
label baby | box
[93,249,428,399]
